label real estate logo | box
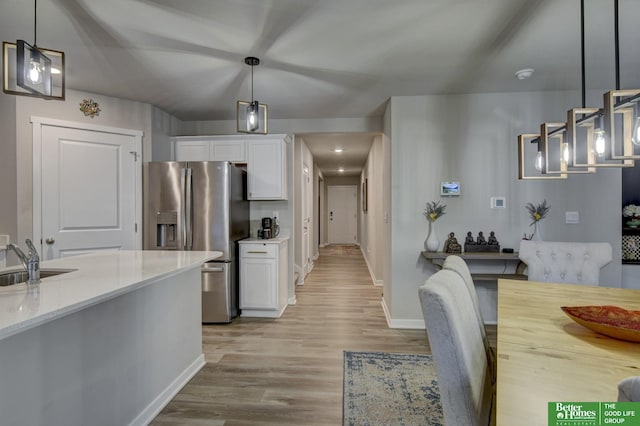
[548,402,640,426]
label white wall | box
[360,135,384,285]
[151,106,182,161]
[0,95,17,246]
[179,117,382,136]
[386,91,622,325]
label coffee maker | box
[258,217,279,239]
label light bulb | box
[594,129,606,157]
[28,60,42,84]
[246,101,259,131]
[562,142,570,164]
[534,151,544,172]
[632,116,640,146]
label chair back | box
[618,376,640,402]
[518,240,612,286]
[419,269,493,426]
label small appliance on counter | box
[258,217,280,239]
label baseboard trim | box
[360,246,382,286]
[381,298,426,330]
[130,354,205,426]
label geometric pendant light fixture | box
[517,0,638,179]
[2,0,65,99]
[237,56,268,134]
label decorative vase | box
[425,221,440,251]
[532,221,543,241]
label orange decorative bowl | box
[561,305,640,343]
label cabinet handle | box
[247,251,268,254]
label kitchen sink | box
[0,269,76,287]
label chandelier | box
[518,0,640,180]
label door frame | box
[31,116,143,254]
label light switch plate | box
[565,211,579,224]
[491,196,506,209]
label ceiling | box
[2,0,639,176]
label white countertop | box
[0,250,221,340]
[240,236,290,243]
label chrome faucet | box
[7,239,41,284]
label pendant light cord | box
[33,0,38,46]
[250,63,254,102]
[580,0,585,108]
[615,0,620,90]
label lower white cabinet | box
[239,238,288,317]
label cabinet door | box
[240,257,277,310]
[210,140,246,162]
[247,139,287,200]
[174,141,210,161]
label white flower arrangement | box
[623,204,640,218]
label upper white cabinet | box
[173,140,210,161]
[172,136,246,163]
[247,135,289,200]
[172,134,289,200]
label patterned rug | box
[343,351,444,426]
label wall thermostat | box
[441,181,460,196]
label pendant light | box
[237,56,268,134]
[517,0,639,179]
[2,0,65,99]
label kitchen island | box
[0,250,220,426]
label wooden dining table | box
[497,279,640,425]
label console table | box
[421,251,527,281]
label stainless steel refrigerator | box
[143,161,249,323]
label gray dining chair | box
[419,269,494,426]
[442,255,496,384]
[518,240,612,286]
[618,376,640,402]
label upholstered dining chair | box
[618,376,640,402]
[442,255,496,383]
[518,240,612,286]
[419,269,494,426]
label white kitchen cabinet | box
[210,140,246,162]
[239,238,289,318]
[172,136,246,163]
[247,135,289,200]
[174,140,210,161]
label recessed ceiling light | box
[334,148,343,153]
[515,68,534,80]
[338,167,344,173]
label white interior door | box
[38,122,141,260]
[327,185,357,244]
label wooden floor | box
[152,245,496,425]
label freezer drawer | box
[201,261,236,323]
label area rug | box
[343,351,444,426]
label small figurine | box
[476,231,487,245]
[444,232,462,253]
[465,231,475,245]
[488,231,499,245]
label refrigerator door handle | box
[180,168,187,250]
[185,167,193,250]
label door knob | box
[45,237,55,245]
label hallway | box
[152,244,430,425]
